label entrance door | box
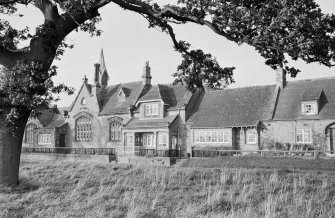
[59,134,65,147]
[330,128,335,153]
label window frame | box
[302,102,318,115]
[193,130,231,144]
[159,133,168,147]
[75,115,92,142]
[25,123,37,144]
[110,121,122,142]
[38,133,52,145]
[246,128,257,145]
[296,129,312,144]
[144,103,159,116]
[143,133,155,147]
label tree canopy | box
[0,0,334,124]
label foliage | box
[2,161,335,217]
[0,61,74,129]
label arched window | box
[76,116,92,141]
[110,121,122,142]
[26,124,37,144]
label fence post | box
[314,151,316,158]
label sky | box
[2,0,335,107]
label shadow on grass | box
[0,178,39,194]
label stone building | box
[23,109,68,148]
[23,50,335,155]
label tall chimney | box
[142,61,152,86]
[276,66,286,89]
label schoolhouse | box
[23,50,335,156]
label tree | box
[0,0,334,185]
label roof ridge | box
[205,84,275,93]
[287,76,335,84]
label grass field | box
[182,156,335,172]
[1,159,335,218]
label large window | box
[76,116,92,141]
[26,124,37,144]
[38,133,52,145]
[302,103,317,115]
[246,128,257,144]
[194,130,230,144]
[110,121,122,141]
[145,104,159,116]
[143,134,155,147]
[296,129,312,144]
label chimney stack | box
[82,75,88,84]
[142,61,152,86]
[276,66,286,89]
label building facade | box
[23,51,335,156]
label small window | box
[296,129,312,144]
[81,98,87,105]
[246,129,257,144]
[302,102,317,115]
[144,104,159,116]
[110,121,122,142]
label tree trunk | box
[0,119,26,185]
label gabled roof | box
[99,81,144,115]
[137,83,192,110]
[187,85,276,128]
[69,83,92,112]
[125,114,178,129]
[34,109,66,129]
[273,77,335,120]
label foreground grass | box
[1,161,335,218]
[183,156,335,172]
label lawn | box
[1,160,335,217]
[182,156,335,172]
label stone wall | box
[261,119,335,151]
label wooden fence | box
[22,147,115,155]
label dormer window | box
[145,104,158,116]
[302,102,318,115]
[301,89,323,115]
[118,90,126,101]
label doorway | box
[59,134,66,147]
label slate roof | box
[137,83,192,110]
[125,115,178,129]
[36,110,66,128]
[99,81,145,115]
[273,77,335,120]
[187,85,276,128]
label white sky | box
[2,0,335,107]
